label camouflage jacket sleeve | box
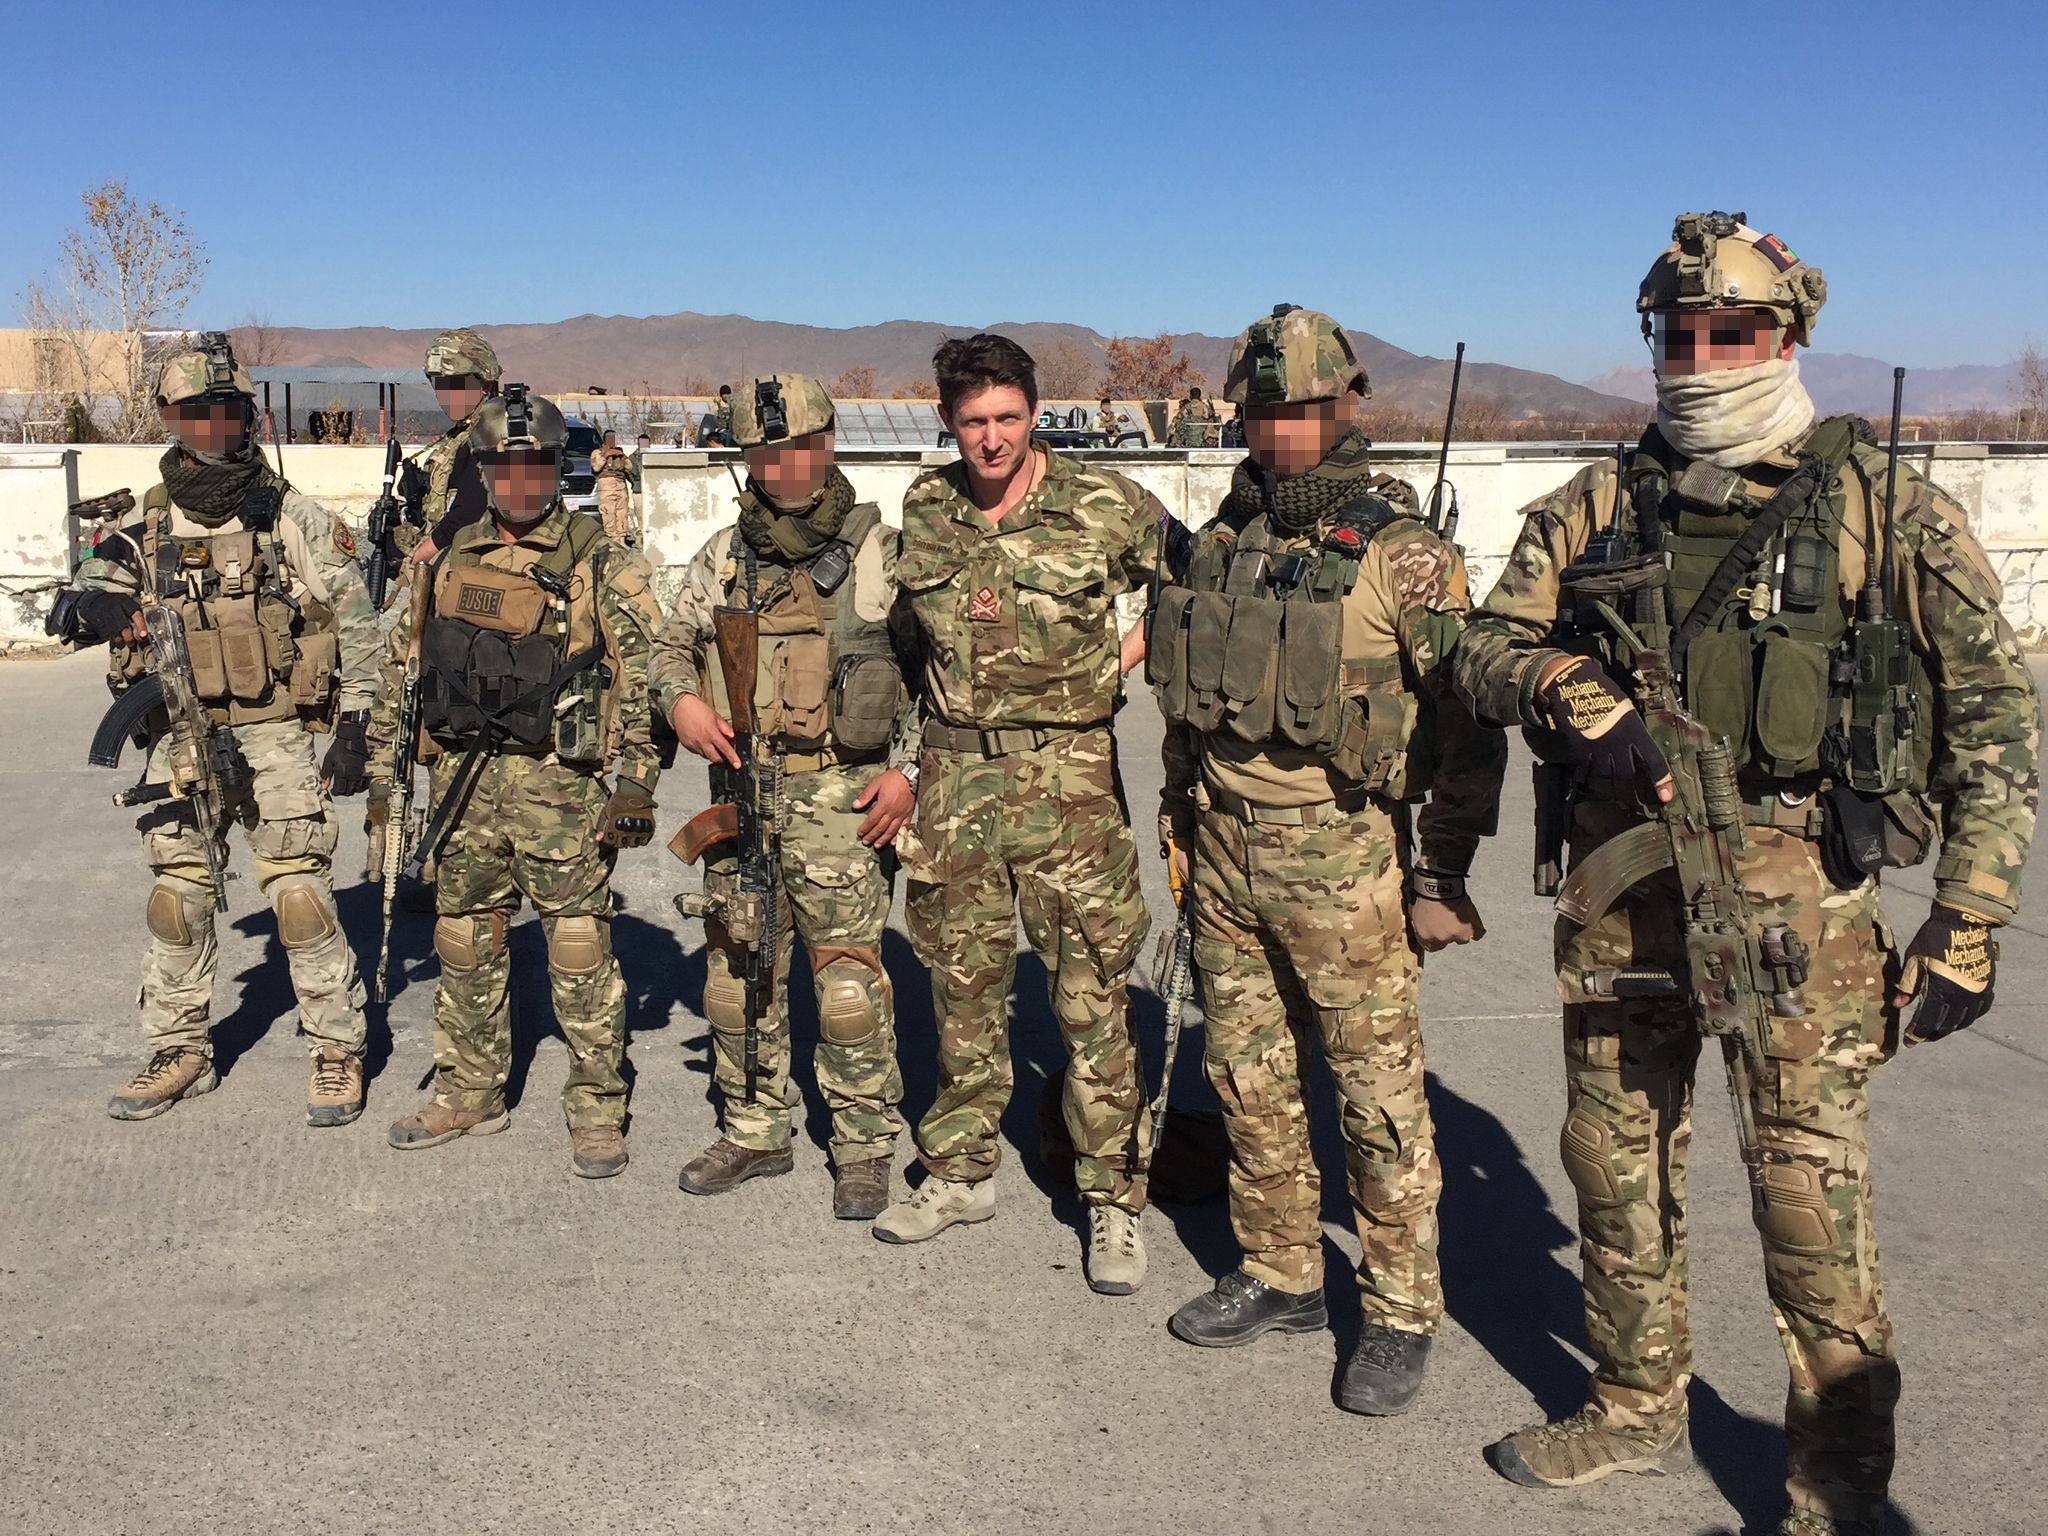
[1108,470,1166,641]
[856,522,922,772]
[1891,468,2042,924]
[1376,521,1506,872]
[279,490,380,712]
[1452,461,1611,728]
[362,573,418,785]
[600,546,665,792]
[647,529,729,726]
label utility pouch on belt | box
[1819,784,1887,889]
[436,565,548,638]
[832,653,902,752]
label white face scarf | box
[1655,356,1816,468]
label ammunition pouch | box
[831,652,903,753]
[1818,784,1886,890]
[420,614,602,755]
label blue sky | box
[3,0,2043,381]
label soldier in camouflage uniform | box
[593,430,636,547]
[1152,307,1505,1414]
[49,336,380,1127]
[652,374,915,1220]
[367,388,665,1179]
[1456,215,2040,1536]
[873,333,1160,1296]
[1166,387,1216,448]
[394,328,501,575]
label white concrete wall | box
[6,442,2047,651]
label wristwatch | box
[1408,867,1467,903]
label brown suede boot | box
[570,1124,629,1180]
[678,1136,793,1195]
[306,1048,365,1129]
[387,1099,510,1150]
[107,1048,218,1121]
[832,1157,892,1220]
[1488,1406,1692,1489]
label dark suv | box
[561,418,602,514]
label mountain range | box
[1585,357,2025,417]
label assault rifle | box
[1547,535,1810,1218]
[362,438,405,609]
[373,563,430,1002]
[670,593,784,1104]
[1424,341,1465,541]
[1142,866,1197,1174]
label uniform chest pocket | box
[895,542,969,657]
[1009,536,1110,663]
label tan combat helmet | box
[156,331,256,406]
[1224,305,1369,407]
[423,327,503,383]
[1637,211,1828,345]
[729,373,835,447]
[469,383,566,453]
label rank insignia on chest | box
[969,584,1002,623]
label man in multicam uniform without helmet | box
[48,334,380,1128]
[872,332,1161,1297]
[651,373,916,1221]
[1454,212,2040,1536]
[366,386,665,1180]
[1150,305,1505,1415]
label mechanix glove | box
[1539,656,1672,805]
[597,778,658,849]
[321,713,372,797]
[49,589,142,645]
[1898,904,1998,1044]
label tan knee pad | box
[1559,1107,1624,1206]
[145,882,204,947]
[1754,1129,1846,1257]
[548,914,609,979]
[271,876,338,950]
[703,968,749,1036]
[812,946,886,1047]
[435,910,509,975]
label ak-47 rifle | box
[1141,864,1197,1174]
[374,562,430,1002]
[1424,341,1466,541]
[670,562,784,1104]
[362,438,405,610]
[1546,527,1811,1219]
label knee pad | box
[548,915,609,979]
[703,969,749,1036]
[1559,1107,1624,1206]
[434,911,508,975]
[145,881,204,947]
[271,875,338,950]
[1754,1129,1847,1258]
[816,955,884,1048]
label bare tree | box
[232,313,288,366]
[830,366,878,399]
[20,179,208,442]
[1036,338,1097,399]
[2016,344,2048,440]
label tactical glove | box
[50,590,142,645]
[597,778,658,849]
[321,714,372,797]
[1538,656,1672,805]
[1897,904,1997,1044]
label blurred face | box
[480,447,561,523]
[1242,394,1349,475]
[942,383,1035,492]
[162,398,248,457]
[1650,307,1792,377]
[432,374,491,423]
[745,428,836,506]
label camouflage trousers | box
[1557,807,1899,1526]
[597,479,634,545]
[701,763,902,1164]
[136,719,366,1057]
[901,728,1151,1211]
[428,752,627,1129]
[1192,794,1440,1330]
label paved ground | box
[1,648,2043,1536]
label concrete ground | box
[1,648,2043,1536]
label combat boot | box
[832,1156,892,1221]
[305,1048,364,1129]
[870,1176,995,1244]
[570,1124,629,1179]
[387,1099,510,1150]
[1169,1269,1328,1347]
[1487,1406,1693,1488]
[1085,1205,1146,1295]
[1337,1324,1433,1416]
[107,1048,218,1121]
[678,1136,794,1195]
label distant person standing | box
[1168,387,1216,447]
[629,433,651,492]
[1094,395,1127,441]
[712,384,736,445]
[593,430,636,546]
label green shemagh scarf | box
[158,436,286,528]
[736,466,856,561]
[1226,427,1378,534]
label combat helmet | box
[729,373,835,447]
[470,383,567,454]
[424,327,503,383]
[156,331,256,407]
[1224,305,1369,408]
[1637,212,1827,346]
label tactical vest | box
[418,513,618,764]
[1577,418,1933,795]
[1150,496,1432,799]
[131,482,342,731]
[704,504,903,755]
